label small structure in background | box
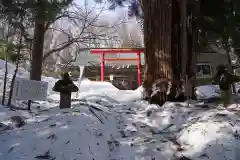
[85,48,143,89]
[91,48,144,86]
[196,45,229,85]
[53,72,78,109]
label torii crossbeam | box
[91,48,144,86]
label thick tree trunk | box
[30,20,45,81]
[170,0,182,99]
[223,41,237,93]
[186,0,196,99]
[190,0,201,99]
[142,0,181,105]
[181,0,188,78]
[180,0,199,100]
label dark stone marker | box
[53,72,79,109]
[59,93,71,109]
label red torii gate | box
[91,48,144,86]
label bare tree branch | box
[42,1,123,61]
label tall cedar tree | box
[97,0,200,104]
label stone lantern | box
[53,72,79,109]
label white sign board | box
[12,78,48,101]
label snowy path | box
[0,95,240,160]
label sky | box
[75,0,127,19]
[74,0,139,32]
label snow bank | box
[0,106,122,160]
[0,84,240,159]
[119,101,240,159]
[196,85,220,99]
[132,84,222,100]
[74,79,141,102]
[0,59,29,78]
[0,59,239,159]
[78,79,119,93]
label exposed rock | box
[10,116,26,128]
[0,122,11,132]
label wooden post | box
[137,52,142,86]
[101,52,105,81]
[59,93,71,109]
[27,100,32,111]
[184,75,193,107]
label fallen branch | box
[88,107,104,124]
[35,150,55,160]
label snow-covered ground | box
[0,60,240,160]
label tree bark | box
[191,0,201,99]
[181,0,187,78]
[223,41,237,93]
[186,0,197,99]
[30,20,45,81]
[8,16,24,106]
[170,0,182,99]
[180,0,199,100]
[2,25,11,105]
[2,46,8,105]
[142,0,181,105]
